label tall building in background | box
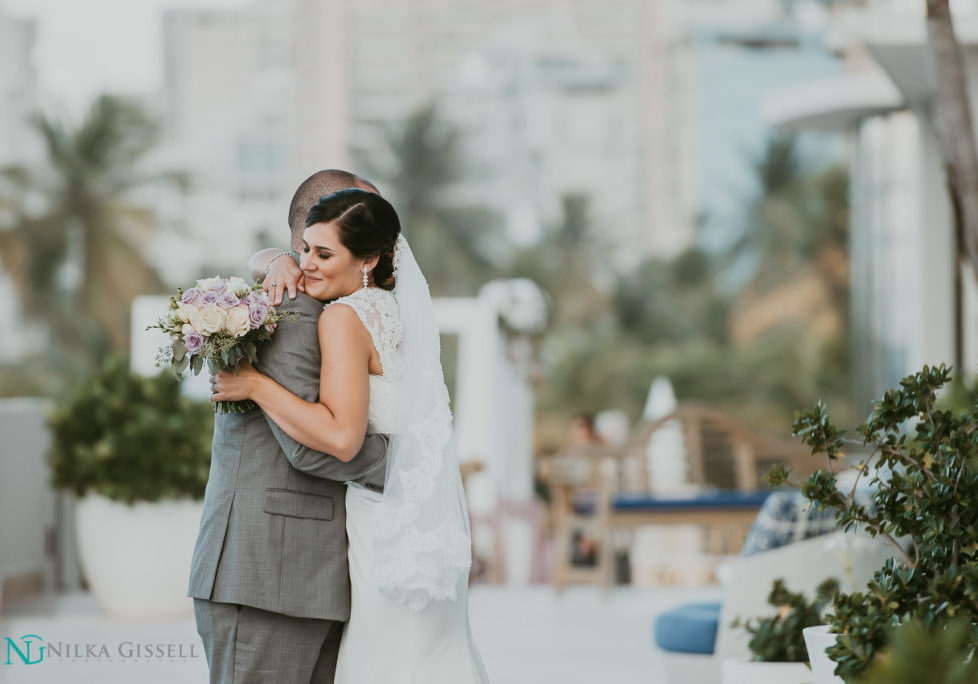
[161,0,702,271]
[0,6,37,168]
[0,6,39,362]
[156,4,298,280]
[158,0,844,276]
[328,0,700,265]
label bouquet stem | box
[213,399,257,415]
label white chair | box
[655,530,896,684]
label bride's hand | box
[209,362,262,403]
[262,253,305,306]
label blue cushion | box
[614,489,771,511]
[653,602,721,654]
[572,489,771,516]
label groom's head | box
[287,169,379,251]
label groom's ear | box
[290,232,304,254]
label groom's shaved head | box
[288,169,379,237]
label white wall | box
[0,399,59,595]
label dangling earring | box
[362,265,369,289]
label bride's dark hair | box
[305,188,401,290]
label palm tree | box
[0,95,167,372]
[509,193,612,330]
[724,135,848,299]
[356,102,501,295]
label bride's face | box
[300,221,365,301]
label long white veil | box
[371,235,473,612]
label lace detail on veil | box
[369,237,473,612]
[372,374,472,610]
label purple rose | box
[184,330,205,354]
[201,290,219,304]
[249,301,269,328]
[217,292,240,309]
[181,287,204,305]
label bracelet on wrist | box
[264,250,291,279]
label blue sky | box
[696,33,843,252]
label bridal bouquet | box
[149,275,294,414]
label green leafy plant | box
[853,618,978,684]
[768,364,978,680]
[48,357,213,503]
[736,577,840,662]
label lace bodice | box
[327,287,402,434]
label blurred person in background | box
[568,412,605,447]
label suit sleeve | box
[256,294,388,487]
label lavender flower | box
[249,301,269,328]
[181,287,204,306]
[184,330,206,354]
[217,292,240,309]
[201,290,220,305]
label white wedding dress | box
[329,286,491,684]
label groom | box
[188,170,386,684]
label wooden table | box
[553,488,772,589]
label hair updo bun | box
[371,242,397,289]
[305,188,402,290]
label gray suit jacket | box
[187,292,387,621]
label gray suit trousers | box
[194,598,343,684]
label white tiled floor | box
[0,585,719,684]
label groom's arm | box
[256,293,387,488]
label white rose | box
[181,323,194,336]
[226,305,251,338]
[176,304,196,323]
[183,305,204,331]
[197,303,227,335]
[184,307,202,331]
[196,276,223,291]
[227,276,250,296]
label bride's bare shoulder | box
[317,302,371,345]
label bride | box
[210,188,491,683]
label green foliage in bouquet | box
[48,357,213,503]
[737,577,840,662]
[767,364,978,680]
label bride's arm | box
[212,304,372,462]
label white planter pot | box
[75,494,203,618]
[803,625,844,684]
[721,657,812,684]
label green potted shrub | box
[851,617,978,684]
[48,357,212,617]
[768,364,978,682]
[724,577,838,684]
